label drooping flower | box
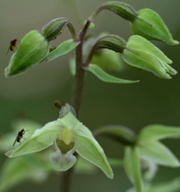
[5,109,113,179]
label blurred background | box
[0,0,180,191]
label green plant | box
[1,1,180,192]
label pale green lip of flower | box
[5,30,49,77]
[5,112,113,179]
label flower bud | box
[5,30,49,77]
[92,49,124,72]
[41,18,69,41]
[131,9,179,46]
[122,35,177,79]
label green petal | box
[124,147,142,192]
[45,39,80,61]
[132,9,179,46]
[85,64,139,84]
[74,134,113,179]
[137,141,180,167]
[5,120,64,158]
[122,49,171,79]
[126,35,172,64]
[73,121,113,179]
[138,124,180,142]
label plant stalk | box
[60,20,91,192]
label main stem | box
[60,20,91,192]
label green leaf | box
[85,64,139,84]
[45,39,80,61]
[138,124,180,142]
[94,125,136,145]
[124,147,142,192]
[137,141,180,167]
[131,9,179,46]
[0,157,48,192]
[74,133,113,179]
[5,120,63,157]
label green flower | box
[5,112,113,179]
[5,30,49,77]
[131,9,179,46]
[122,35,177,79]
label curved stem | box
[67,22,78,41]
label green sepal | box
[5,120,63,157]
[45,39,80,61]
[138,124,180,142]
[0,119,41,152]
[124,147,142,192]
[5,30,49,77]
[94,125,136,145]
[131,9,179,46]
[72,116,113,179]
[137,141,180,167]
[85,64,139,84]
[41,18,69,41]
[122,35,177,79]
[74,134,113,179]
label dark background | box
[0,0,180,191]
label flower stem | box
[60,20,91,192]
[72,20,91,117]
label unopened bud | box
[5,30,49,77]
[41,18,69,41]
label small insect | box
[7,38,18,54]
[12,129,27,147]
